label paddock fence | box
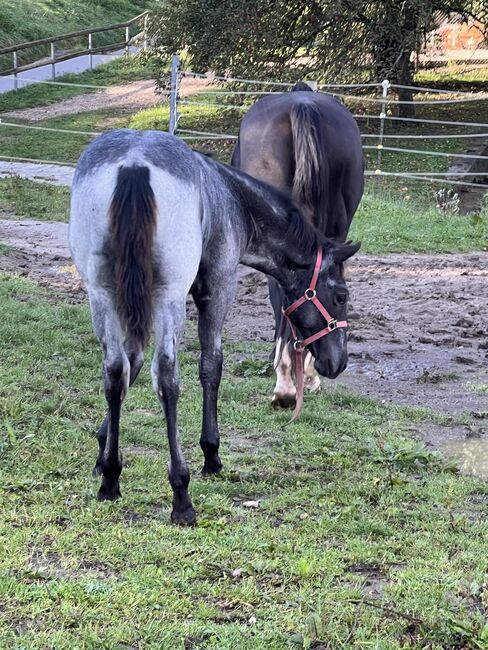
[0,51,486,212]
[0,11,150,90]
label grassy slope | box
[0,275,487,649]
[0,1,152,67]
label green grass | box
[351,192,488,253]
[0,274,488,649]
[0,0,152,69]
[415,67,488,92]
[0,108,125,164]
[0,56,160,114]
[0,176,70,222]
[1,174,487,256]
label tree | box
[148,0,487,115]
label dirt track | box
[1,217,487,444]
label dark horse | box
[69,129,359,525]
[231,83,364,407]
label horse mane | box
[213,160,323,264]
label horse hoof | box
[97,481,121,501]
[97,488,121,502]
[171,505,197,526]
[271,393,296,409]
[305,376,321,394]
[202,457,223,476]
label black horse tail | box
[289,101,329,231]
[109,165,157,349]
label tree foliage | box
[149,0,487,94]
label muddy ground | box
[1,218,487,450]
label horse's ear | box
[331,241,361,263]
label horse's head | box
[283,241,360,379]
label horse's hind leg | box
[93,344,144,477]
[90,293,130,500]
[151,294,195,526]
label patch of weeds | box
[232,358,272,377]
[466,382,488,395]
[417,370,460,384]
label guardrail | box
[0,11,149,90]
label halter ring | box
[304,288,316,300]
[293,338,304,351]
[327,320,337,331]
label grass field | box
[0,79,486,212]
[1,176,487,254]
[0,275,488,649]
[0,1,153,68]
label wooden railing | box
[0,11,149,89]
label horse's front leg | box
[192,272,236,475]
[151,297,196,526]
[268,277,297,408]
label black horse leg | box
[192,273,236,475]
[152,296,195,526]
[93,347,144,477]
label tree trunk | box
[396,50,415,118]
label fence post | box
[169,54,180,135]
[143,14,148,51]
[88,33,93,70]
[125,26,130,56]
[12,50,18,91]
[50,42,55,80]
[376,78,390,172]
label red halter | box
[280,247,347,422]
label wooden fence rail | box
[0,11,150,88]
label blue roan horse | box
[69,129,359,525]
[232,83,364,407]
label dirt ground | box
[1,217,487,448]
[1,76,211,122]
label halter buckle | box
[304,288,316,301]
[328,319,337,331]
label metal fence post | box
[143,14,148,51]
[125,26,130,56]
[376,78,390,172]
[88,33,93,70]
[50,42,55,80]
[12,50,18,91]
[169,54,180,135]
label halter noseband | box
[281,247,347,422]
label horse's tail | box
[290,101,328,231]
[109,165,157,349]
[292,81,313,92]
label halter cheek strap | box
[281,247,348,422]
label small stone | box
[241,500,259,508]
[232,568,244,578]
[248,615,257,625]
